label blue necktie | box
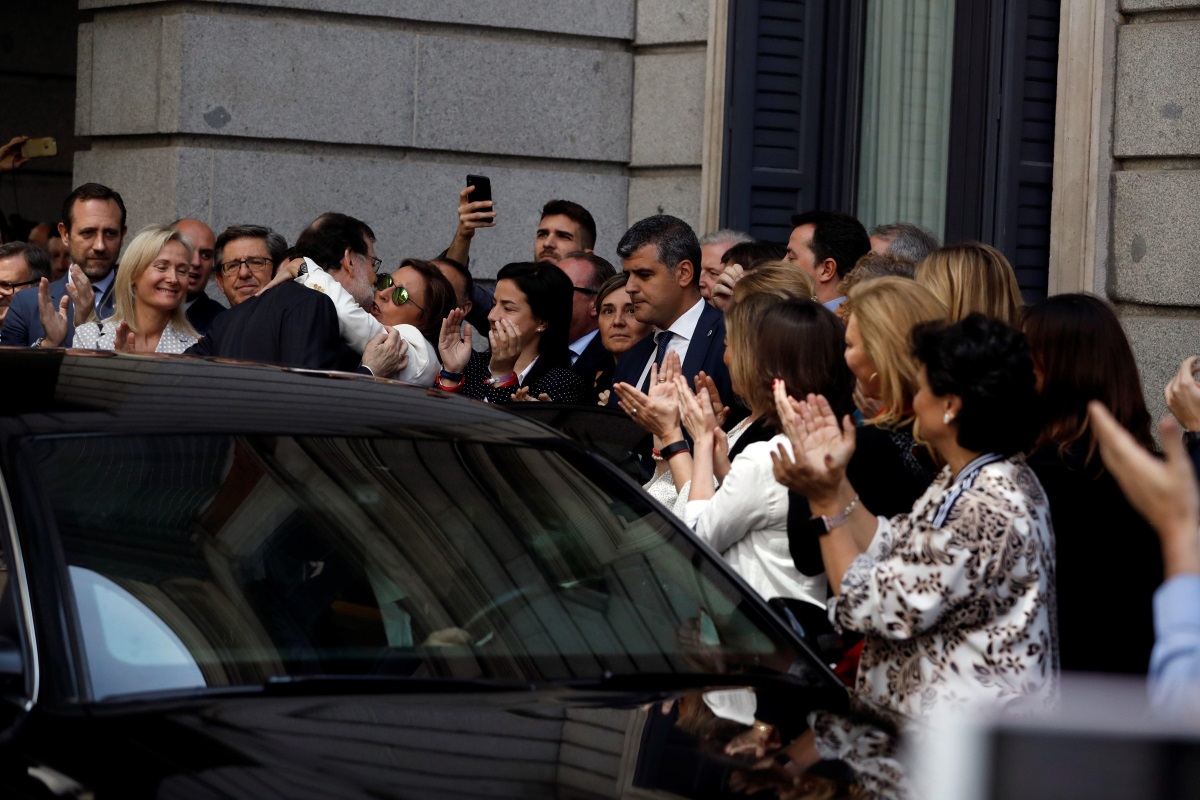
[642,330,674,391]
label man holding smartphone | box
[442,180,598,339]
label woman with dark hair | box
[370,258,458,350]
[436,261,588,403]
[669,295,854,606]
[1024,293,1161,675]
[772,314,1057,718]
[592,272,651,404]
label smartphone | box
[466,174,494,221]
[21,137,57,159]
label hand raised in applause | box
[769,383,855,504]
[437,308,473,375]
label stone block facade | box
[73,0,657,273]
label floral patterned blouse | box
[829,453,1058,719]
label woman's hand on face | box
[676,376,717,444]
[770,382,855,502]
[36,279,69,347]
[65,265,96,326]
[613,374,682,440]
[437,307,472,374]
[488,318,522,374]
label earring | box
[943,411,954,424]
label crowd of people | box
[3,135,1200,792]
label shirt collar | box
[517,355,539,386]
[569,329,599,356]
[660,297,706,343]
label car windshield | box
[25,433,817,701]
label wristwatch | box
[295,259,308,277]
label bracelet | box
[818,493,859,532]
[434,374,464,392]
[485,372,517,388]
[439,369,463,381]
[659,440,690,460]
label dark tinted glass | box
[27,434,817,701]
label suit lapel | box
[681,303,720,380]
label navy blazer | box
[609,300,743,424]
[1,273,117,347]
[185,280,353,371]
[186,292,227,336]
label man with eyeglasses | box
[556,251,617,378]
[0,242,50,332]
[190,215,410,382]
[212,224,288,307]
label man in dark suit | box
[186,215,403,376]
[172,217,226,335]
[609,215,739,422]
[557,251,618,384]
[1,183,126,347]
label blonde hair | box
[847,277,947,426]
[915,242,1022,326]
[111,224,198,337]
[836,252,916,320]
[729,260,816,306]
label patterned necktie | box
[642,330,674,391]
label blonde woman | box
[39,224,199,353]
[845,277,946,427]
[915,241,1023,325]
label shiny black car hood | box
[14,686,804,799]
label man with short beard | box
[1,183,127,347]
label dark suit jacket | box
[185,280,352,370]
[1,273,117,347]
[186,293,227,336]
[570,332,619,401]
[608,300,742,423]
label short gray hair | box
[870,222,940,264]
[699,228,754,248]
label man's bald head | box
[171,218,216,297]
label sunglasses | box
[374,274,424,311]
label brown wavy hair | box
[1023,293,1153,465]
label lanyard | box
[931,453,1005,529]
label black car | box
[0,349,878,799]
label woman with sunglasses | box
[369,259,457,353]
[435,261,589,403]
[265,250,454,385]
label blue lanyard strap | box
[931,453,1005,529]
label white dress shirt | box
[635,297,707,389]
[296,259,439,386]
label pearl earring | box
[943,411,953,424]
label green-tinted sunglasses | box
[375,274,424,311]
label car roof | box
[0,349,560,442]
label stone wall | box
[628,0,710,230]
[73,0,647,272]
[1106,1,1200,422]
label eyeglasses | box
[219,257,274,276]
[0,277,39,294]
[572,286,598,296]
[375,274,423,311]
[363,255,383,271]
